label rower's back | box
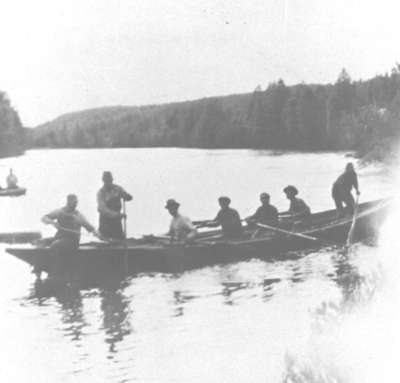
[215,207,243,239]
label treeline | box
[30,65,400,160]
[0,92,24,158]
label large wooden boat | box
[0,187,26,197]
[6,198,391,278]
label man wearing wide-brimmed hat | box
[281,185,311,220]
[165,199,197,242]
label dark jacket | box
[250,204,279,226]
[332,171,358,195]
[215,207,242,238]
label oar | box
[193,220,217,228]
[122,200,128,270]
[346,194,360,247]
[254,222,335,245]
[142,234,216,246]
[0,231,41,244]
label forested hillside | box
[0,92,24,158]
[30,66,400,161]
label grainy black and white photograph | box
[0,1,399,382]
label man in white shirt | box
[165,199,197,242]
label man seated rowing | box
[246,192,279,228]
[165,199,198,242]
[281,185,311,222]
[42,194,101,255]
[205,196,243,239]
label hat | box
[260,192,270,199]
[283,185,298,196]
[218,196,231,204]
[165,198,180,209]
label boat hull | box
[0,187,26,197]
[6,198,391,278]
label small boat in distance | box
[0,187,26,197]
[6,198,391,279]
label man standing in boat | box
[281,186,311,221]
[42,194,100,254]
[332,162,360,217]
[210,196,243,239]
[246,192,279,227]
[6,168,18,189]
[97,171,133,240]
[165,199,198,242]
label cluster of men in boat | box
[0,168,19,190]
[40,163,360,253]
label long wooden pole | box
[122,200,128,271]
[346,195,359,247]
[254,222,330,243]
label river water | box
[0,148,396,382]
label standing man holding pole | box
[97,171,133,240]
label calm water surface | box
[0,148,395,382]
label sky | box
[0,0,399,126]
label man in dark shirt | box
[212,196,243,239]
[246,193,279,227]
[332,162,360,216]
[281,185,311,221]
[97,171,133,240]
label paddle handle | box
[346,194,360,247]
[122,200,127,239]
[255,222,320,242]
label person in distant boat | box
[97,171,133,240]
[42,194,100,254]
[6,168,18,189]
[165,199,197,242]
[281,185,311,220]
[246,192,279,227]
[210,196,243,239]
[332,162,360,217]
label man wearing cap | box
[165,199,197,242]
[211,196,242,239]
[281,185,311,220]
[97,171,133,240]
[246,193,279,226]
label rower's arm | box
[41,210,61,227]
[78,213,96,233]
[119,186,133,202]
[97,191,120,218]
[353,174,360,193]
[206,220,220,228]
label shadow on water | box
[100,279,132,355]
[28,276,133,356]
[19,241,376,375]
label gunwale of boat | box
[5,197,390,255]
[0,187,26,197]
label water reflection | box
[31,279,86,342]
[17,243,379,383]
[100,280,132,355]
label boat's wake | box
[281,197,400,383]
